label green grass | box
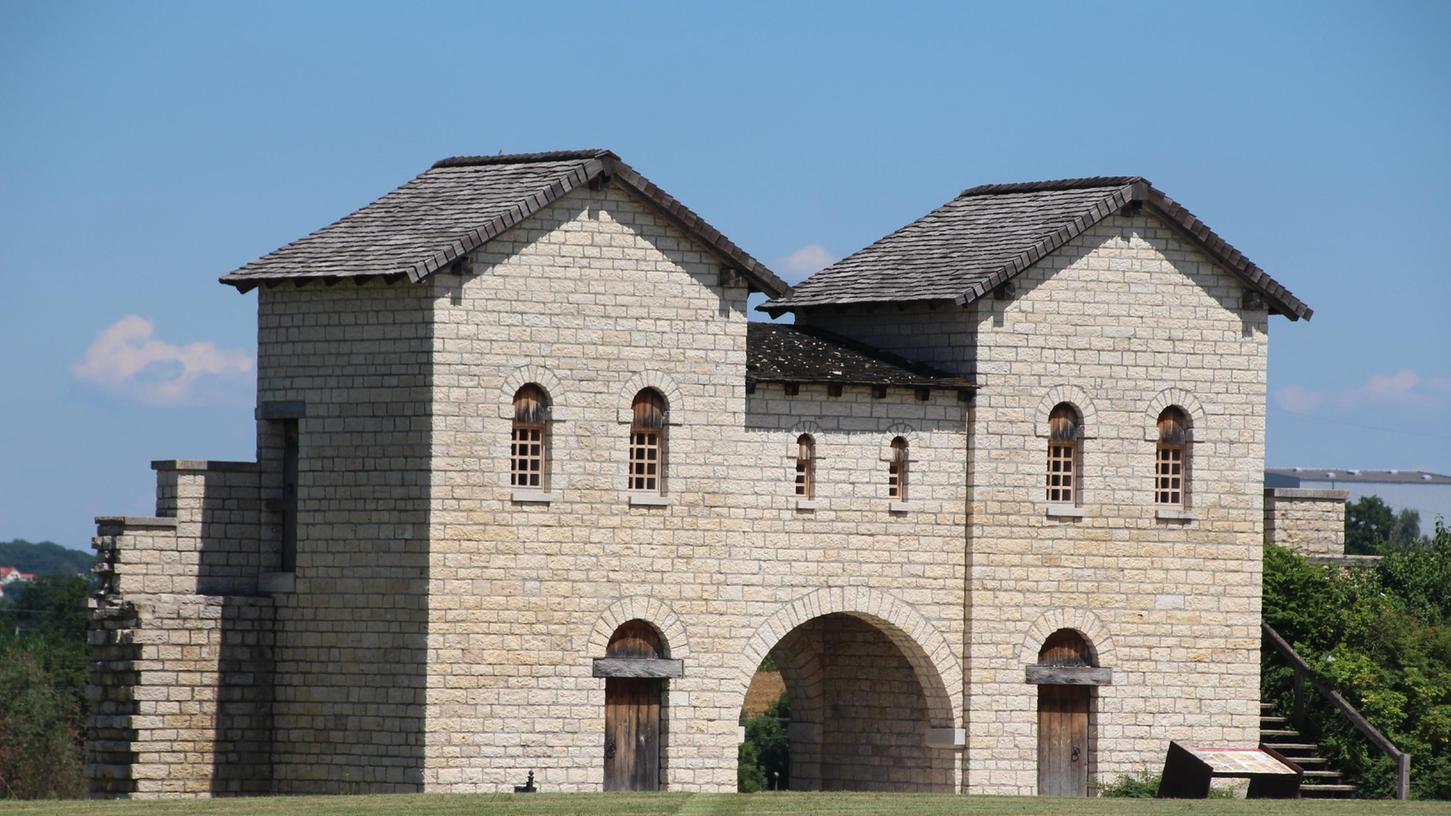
[2,792,1449,816]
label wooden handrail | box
[1262,622,1410,800]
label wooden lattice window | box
[888,436,909,501]
[795,434,816,498]
[1155,406,1190,507]
[1046,403,1080,504]
[511,385,550,489]
[629,389,666,493]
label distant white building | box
[1264,468,1451,535]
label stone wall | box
[807,211,1269,795]
[88,465,277,799]
[1264,488,1349,556]
[254,281,434,794]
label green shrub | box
[738,692,790,792]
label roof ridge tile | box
[430,149,613,169]
[959,176,1143,196]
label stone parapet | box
[1265,487,1349,557]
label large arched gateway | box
[736,590,963,792]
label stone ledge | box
[1045,504,1085,519]
[511,490,554,504]
[627,493,670,507]
[795,499,817,511]
[94,515,178,530]
[1264,487,1349,502]
[150,460,259,473]
[1155,508,1196,522]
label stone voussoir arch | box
[588,596,690,660]
[738,587,962,728]
[616,370,685,424]
[498,365,567,420]
[1143,386,1207,440]
[783,420,825,457]
[1018,608,1116,668]
[1034,385,1098,438]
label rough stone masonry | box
[86,152,1315,798]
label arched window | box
[1155,406,1190,507]
[888,436,909,501]
[511,384,550,489]
[629,389,667,493]
[795,434,816,498]
[1046,403,1080,504]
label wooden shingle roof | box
[746,323,974,390]
[221,150,789,297]
[763,177,1311,321]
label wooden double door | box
[603,620,663,792]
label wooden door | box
[1036,629,1092,796]
[603,620,663,791]
[1037,684,1089,796]
[604,678,660,791]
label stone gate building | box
[86,150,1312,798]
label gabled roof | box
[221,150,788,297]
[746,323,975,390]
[763,177,1311,320]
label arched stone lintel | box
[1143,387,1208,440]
[1034,385,1098,439]
[617,370,686,424]
[498,365,569,420]
[1018,608,1116,668]
[783,421,824,458]
[588,596,690,661]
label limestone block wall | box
[87,594,274,798]
[1264,488,1348,556]
[153,460,268,595]
[254,281,434,794]
[807,211,1269,795]
[420,181,968,793]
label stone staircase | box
[1260,702,1357,798]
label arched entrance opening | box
[738,611,957,792]
[1031,628,1101,797]
[598,620,675,791]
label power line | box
[1271,406,1451,441]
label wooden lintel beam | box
[592,657,684,679]
[1024,665,1113,686]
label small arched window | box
[511,384,550,489]
[795,434,816,499]
[629,389,667,493]
[888,436,909,501]
[1155,406,1190,507]
[1046,403,1080,504]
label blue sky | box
[2,1,1449,549]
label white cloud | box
[72,315,252,404]
[772,243,837,282]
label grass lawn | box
[2,792,1449,816]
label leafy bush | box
[1262,518,1451,799]
[1099,770,1161,798]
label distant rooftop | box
[1265,468,1451,485]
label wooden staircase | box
[1259,702,1358,798]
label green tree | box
[0,540,93,576]
[0,573,91,798]
[1346,495,1397,555]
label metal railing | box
[1262,622,1410,800]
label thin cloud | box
[72,315,252,404]
[1273,385,1324,414]
[772,243,837,283]
[1275,369,1448,415]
